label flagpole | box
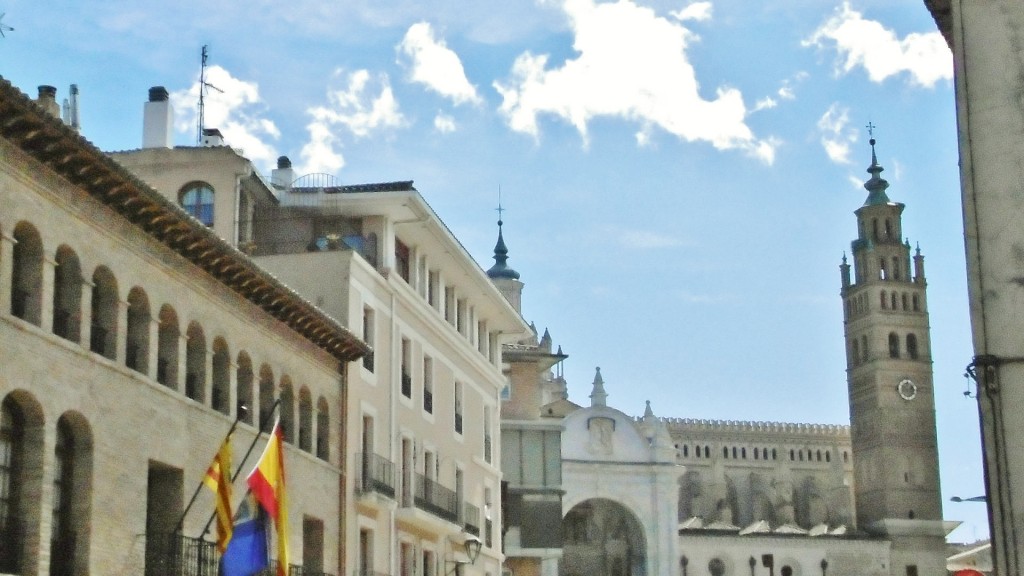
[202,398,281,538]
[175,405,248,535]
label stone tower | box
[840,138,948,573]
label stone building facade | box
[0,79,368,575]
[111,86,530,576]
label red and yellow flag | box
[202,436,234,553]
[247,419,288,576]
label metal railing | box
[463,502,480,536]
[401,372,412,398]
[145,533,219,576]
[0,520,24,574]
[357,452,396,499]
[413,473,458,523]
[290,564,334,576]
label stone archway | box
[560,499,646,576]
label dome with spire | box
[486,219,521,280]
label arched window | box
[907,333,919,360]
[861,335,869,362]
[771,448,777,460]
[280,379,295,444]
[790,449,795,461]
[298,388,313,453]
[236,353,253,424]
[11,222,43,325]
[741,448,746,459]
[872,219,879,241]
[704,446,710,458]
[851,340,860,366]
[1,393,45,575]
[52,247,82,342]
[913,294,921,311]
[816,449,822,461]
[259,365,275,431]
[891,292,898,310]
[880,291,887,309]
[879,258,887,280]
[90,267,119,360]
[826,451,831,462]
[180,183,215,226]
[51,414,92,576]
[126,288,150,374]
[211,339,230,415]
[892,257,900,280]
[157,306,180,389]
[889,332,900,358]
[682,445,688,458]
[316,397,330,461]
[185,323,206,403]
[723,447,729,459]
[884,219,892,239]
[902,293,909,310]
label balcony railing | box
[463,502,480,536]
[413,473,459,523]
[290,565,335,576]
[49,533,77,576]
[401,372,412,398]
[357,452,396,499]
[0,520,24,574]
[145,533,218,576]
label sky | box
[0,0,988,543]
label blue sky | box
[0,0,987,541]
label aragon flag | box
[247,419,289,576]
[202,436,234,553]
[221,493,270,576]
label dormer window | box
[180,182,214,226]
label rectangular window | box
[484,487,494,548]
[483,406,492,464]
[454,381,463,434]
[395,239,411,282]
[359,529,373,576]
[400,542,415,576]
[401,338,412,398]
[363,306,375,372]
[477,321,488,356]
[303,517,324,573]
[423,356,434,414]
[445,287,456,326]
[423,550,435,576]
[428,271,440,309]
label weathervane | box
[0,13,14,38]
[196,45,224,144]
[866,121,876,140]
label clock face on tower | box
[897,378,918,401]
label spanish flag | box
[247,419,288,576]
[203,436,234,553]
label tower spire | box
[863,124,891,206]
[486,190,520,280]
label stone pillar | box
[116,299,129,364]
[147,317,160,382]
[176,333,188,393]
[41,254,56,333]
[0,232,14,315]
[203,344,214,407]
[80,280,95,351]
[227,358,238,418]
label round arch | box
[560,498,647,576]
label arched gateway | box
[560,498,646,576]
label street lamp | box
[950,495,987,503]
[446,532,483,576]
[820,559,828,576]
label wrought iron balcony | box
[290,564,335,576]
[413,473,459,523]
[144,533,218,576]
[357,452,396,499]
[463,502,480,536]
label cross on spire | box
[496,186,505,225]
[866,121,876,139]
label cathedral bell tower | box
[840,137,946,559]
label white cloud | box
[298,70,405,175]
[494,0,776,163]
[434,113,457,133]
[169,65,280,169]
[816,103,857,165]
[620,229,683,249]
[670,1,712,22]
[398,22,482,105]
[777,71,807,100]
[753,97,777,112]
[804,2,951,88]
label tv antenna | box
[0,13,14,38]
[196,45,223,144]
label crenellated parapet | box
[644,416,850,437]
